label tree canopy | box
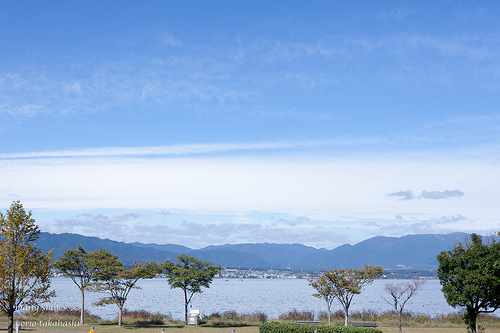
[53,246,97,324]
[319,265,384,326]
[163,254,223,325]
[309,274,336,325]
[93,259,160,326]
[437,233,500,333]
[0,201,54,333]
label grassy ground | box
[3,309,500,333]
[0,321,470,332]
[4,321,500,333]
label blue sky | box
[1,1,499,249]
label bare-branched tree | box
[382,279,426,333]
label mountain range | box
[35,231,472,271]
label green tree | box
[53,246,97,324]
[85,250,122,323]
[0,201,55,333]
[382,279,426,333]
[323,265,384,326]
[309,273,336,325]
[163,254,223,325]
[437,233,500,333]
[90,250,160,326]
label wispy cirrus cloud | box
[2,27,500,121]
[0,139,383,159]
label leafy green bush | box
[260,322,382,333]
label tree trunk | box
[8,309,14,333]
[327,309,331,326]
[466,308,478,333]
[398,311,402,333]
[184,289,189,325]
[118,305,123,326]
[81,289,85,324]
[344,308,349,326]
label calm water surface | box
[45,278,457,321]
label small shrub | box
[279,309,315,322]
[120,309,171,326]
[255,312,269,323]
[202,310,266,326]
[122,309,153,320]
[318,310,345,321]
[350,309,378,322]
[413,314,431,324]
[435,313,464,325]
[16,308,101,323]
[208,312,222,319]
[223,310,239,320]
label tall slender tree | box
[163,255,223,325]
[0,201,54,333]
[309,273,336,325]
[53,246,97,324]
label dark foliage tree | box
[437,233,500,333]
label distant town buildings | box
[218,268,315,280]
[216,268,437,280]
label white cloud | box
[364,214,472,237]
[419,190,464,200]
[0,139,382,159]
[387,190,416,201]
[0,153,495,207]
[46,213,140,233]
[388,189,465,200]
[1,143,499,248]
[436,214,469,224]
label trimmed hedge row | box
[259,322,383,333]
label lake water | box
[42,277,457,321]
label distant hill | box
[315,233,469,270]
[36,232,179,264]
[36,231,471,271]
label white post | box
[15,321,20,333]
